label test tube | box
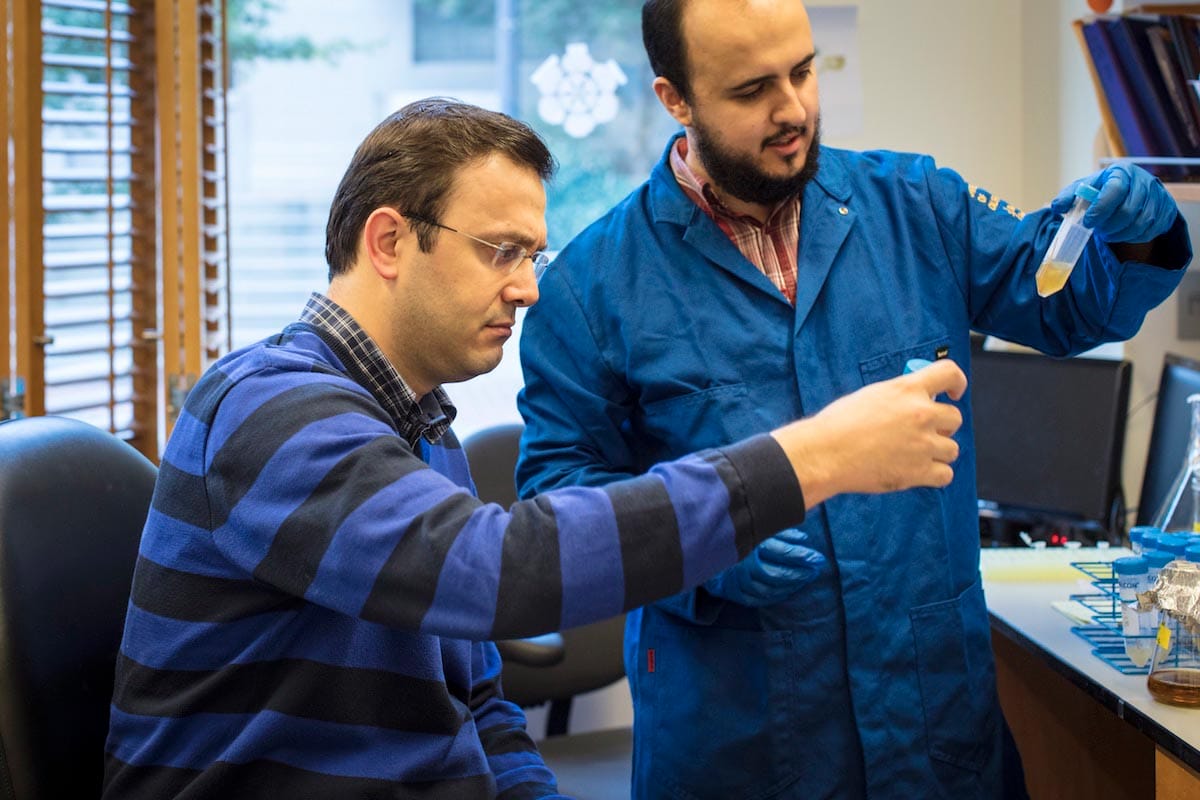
[1128,525,1158,555]
[1145,549,1173,583]
[1160,534,1191,560]
[1114,556,1154,667]
[1143,530,1163,554]
[1035,183,1100,298]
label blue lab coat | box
[516,135,1190,799]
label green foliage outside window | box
[226,0,355,83]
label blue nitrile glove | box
[1049,163,1177,244]
[704,527,826,607]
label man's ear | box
[652,76,693,128]
[361,207,410,280]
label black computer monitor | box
[1136,353,1200,526]
[970,350,1131,538]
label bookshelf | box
[1074,9,1200,173]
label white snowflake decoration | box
[530,42,627,139]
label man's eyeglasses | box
[402,213,551,282]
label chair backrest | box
[461,423,626,717]
[0,416,157,800]
[499,615,626,711]
[462,422,524,508]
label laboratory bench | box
[982,547,1200,800]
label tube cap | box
[1075,183,1100,203]
[1145,549,1174,569]
[1113,556,1149,575]
[1129,525,1160,546]
[1160,534,1191,557]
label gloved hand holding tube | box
[704,526,826,607]
[1049,163,1177,245]
[1039,163,1178,297]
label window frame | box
[2,0,229,460]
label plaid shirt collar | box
[299,293,455,445]
[670,137,801,304]
[669,137,800,228]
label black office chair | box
[0,416,157,800]
[461,423,632,799]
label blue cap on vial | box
[1144,550,1174,570]
[1142,530,1163,551]
[1160,535,1191,557]
[1075,183,1100,203]
[1187,545,1200,564]
[1128,526,1150,548]
[1113,556,1148,575]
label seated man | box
[101,97,968,800]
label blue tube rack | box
[1067,560,1154,675]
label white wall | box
[821,0,1099,208]
[826,2,1026,204]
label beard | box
[691,115,821,207]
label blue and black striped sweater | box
[102,322,804,799]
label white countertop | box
[981,547,1200,768]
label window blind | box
[40,0,158,450]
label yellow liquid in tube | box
[1035,260,1072,297]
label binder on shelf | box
[1074,18,1128,157]
[1165,14,1200,80]
[1104,16,1188,158]
[1079,18,1157,156]
[1147,24,1200,150]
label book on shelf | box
[1078,17,1160,156]
[1105,16,1190,157]
[1147,24,1200,150]
[1164,14,1200,79]
[1074,19,1128,158]
[1075,9,1200,179]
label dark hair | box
[642,0,692,101]
[324,97,556,277]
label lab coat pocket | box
[858,333,952,386]
[639,382,754,455]
[643,621,799,800]
[909,581,992,775]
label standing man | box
[515,2,1192,799]
[101,98,971,800]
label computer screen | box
[971,350,1131,534]
[1136,353,1200,526]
